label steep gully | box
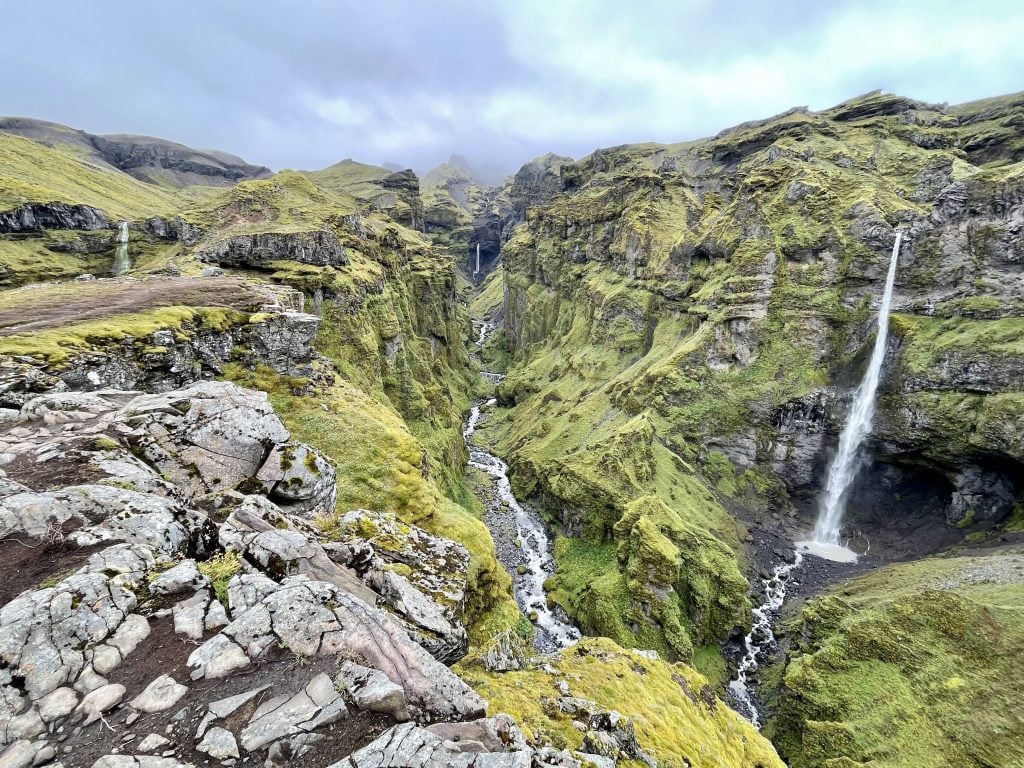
[464,320,581,652]
[464,231,901,721]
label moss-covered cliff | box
[487,90,1024,673]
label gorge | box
[0,88,1022,768]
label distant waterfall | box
[474,243,480,275]
[112,221,131,276]
[803,231,902,558]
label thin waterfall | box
[474,243,480,275]
[801,231,902,559]
[112,221,131,276]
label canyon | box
[0,89,1022,768]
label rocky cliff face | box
[485,90,1024,662]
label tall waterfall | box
[112,221,131,276]
[801,231,902,560]
[474,243,480,275]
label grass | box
[459,637,784,768]
[198,551,242,604]
[0,132,213,217]
[765,551,1024,768]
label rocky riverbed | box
[464,322,580,653]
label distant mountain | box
[0,117,271,188]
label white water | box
[112,221,131,276]
[803,231,902,557]
[474,243,481,275]
[476,320,494,347]
[729,551,803,727]
[464,322,580,652]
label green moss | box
[459,637,784,768]
[0,236,113,286]
[0,305,248,364]
[895,314,1024,374]
[198,551,242,605]
[765,552,1024,768]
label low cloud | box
[4,0,1022,178]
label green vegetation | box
[765,551,1024,768]
[0,132,214,217]
[198,551,242,604]
[0,305,248,364]
[0,234,115,285]
[488,88,1024,670]
[460,638,784,768]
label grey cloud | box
[3,0,1022,178]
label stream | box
[728,551,804,727]
[464,320,580,652]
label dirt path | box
[0,276,264,336]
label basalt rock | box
[0,202,109,233]
[196,230,348,269]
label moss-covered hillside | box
[0,124,787,765]
[765,548,1024,767]
[488,90,1024,673]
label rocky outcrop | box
[0,202,109,233]
[0,307,320,402]
[143,216,203,245]
[332,510,471,663]
[0,380,523,766]
[196,230,348,269]
[91,134,271,187]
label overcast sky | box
[4,0,1023,179]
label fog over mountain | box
[4,0,1023,175]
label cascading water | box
[798,230,903,563]
[464,321,580,652]
[112,220,131,276]
[728,551,803,728]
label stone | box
[0,741,39,768]
[253,441,336,517]
[481,629,527,672]
[196,726,239,759]
[121,381,290,499]
[207,685,271,719]
[37,687,78,723]
[328,722,536,768]
[136,734,169,752]
[335,662,410,721]
[172,589,211,640]
[247,312,322,379]
[239,673,346,752]
[149,560,207,596]
[129,675,188,714]
[217,497,375,604]
[186,635,250,680]
[90,644,121,676]
[76,684,125,725]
